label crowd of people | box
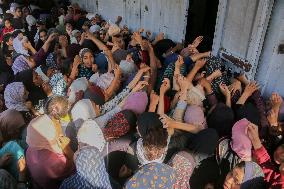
[0,1,283,189]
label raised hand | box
[160,78,171,94]
[270,93,283,110]
[243,81,259,97]
[219,83,231,98]
[132,81,148,92]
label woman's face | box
[6,37,13,46]
[6,56,13,66]
[92,63,98,72]
[82,51,94,68]
[4,20,11,28]
[39,31,47,42]
[65,23,73,32]
[274,145,284,164]
[75,32,81,43]
[32,71,43,86]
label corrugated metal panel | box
[71,0,189,42]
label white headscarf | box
[4,82,28,112]
[68,77,89,104]
[26,15,37,31]
[13,36,29,56]
[71,99,96,130]
[77,119,106,152]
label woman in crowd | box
[0,2,283,189]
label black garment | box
[0,55,14,87]
[207,103,235,138]
[234,102,261,126]
[12,18,24,29]
[14,69,47,107]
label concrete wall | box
[71,0,189,42]
[256,0,284,97]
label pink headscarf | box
[26,115,63,154]
[231,118,252,161]
[122,91,148,114]
[184,105,207,130]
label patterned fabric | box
[119,60,137,80]
[46,52,58,69]
[4,82,28,111]
[13,36,29,56]
[34,66,50,82]
[60,146,112,189]
[216,137,241,171]
[0,141,25,179]
[168,151,196,189]
[103,112,130,139]
[205,56,230,94]
[125,162,176,189]
[77,119,106,152]
[49,73,67,96]
[100,87,131,115]
[78,65,94,79]
[136,137,171,166]
[162,61,186,83]
[12,55,30,75]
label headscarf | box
[89,25,101,33]
[241,161,264,189]
[26,114,63,154]
[70,30,80,44]
[113,49,128,64]
[119,60,137,80]
[71,99,96,130]
[34,66,50,82]
[0,109,25,144]
[122,91,148,114]
[103,111,130,139]
[77,119,106,152]
[235,102,260,126]
[49,73,67,96]
[184,105,207,130]
[187,85,206,107]
[231,118,252,161]
[168,151,196,189]
[60,146,112,189]
[108,23,121,37]
[12,55,30,75]
[125,162,176,189]
[68,77,88,104]
[26,15,36,31]
[83,84,105,105]
[95,53,109,74]
[46,52,58,69]
[4,82,28,111]
[13,36,29,56]
[89,72,114,90]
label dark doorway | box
[185,0,219,52]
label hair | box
[235,161,246,169]
[39,28,47,35]
[45,96,69,120]
[137,112,168,149]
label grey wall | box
[71,0,189,42]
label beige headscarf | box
[26,114,63,154]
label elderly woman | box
[26,96,75,189]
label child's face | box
[4,20,11,28]
[6,37,13,46]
